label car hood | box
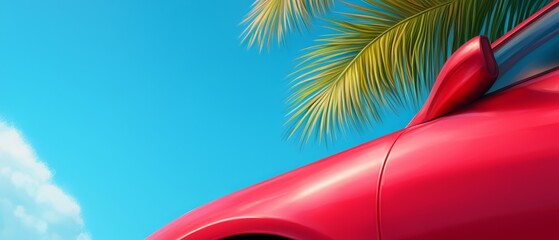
[148,130,403,240]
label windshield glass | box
[488,5,559,93]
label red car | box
[149,2,559,239]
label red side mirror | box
[408,36,498,127]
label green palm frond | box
[241,0,335,51]
[286,0,551,144]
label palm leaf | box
[241,0,335,51]
[286,0,551,144]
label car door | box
[378,3,559,239]
[379,4,559,240]
[379,69,559,240]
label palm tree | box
[241,0,552,144]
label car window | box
[488,6,559,93]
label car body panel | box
[380,69,559,240]
[148,130,403,240]
[150,1,559,239]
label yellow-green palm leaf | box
[241,0,335,51]
[286,0,551,144]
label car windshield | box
[487,5,559,93]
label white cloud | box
[0,121,90,240]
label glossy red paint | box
[148,131,402,240]
[380,69,559,240]
[149,2,559,239]
[408,36,498,127]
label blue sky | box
[0,1,415,239]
